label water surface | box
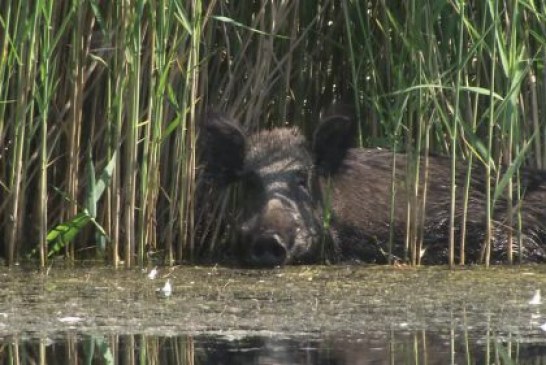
[1,265,546,363]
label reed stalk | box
[483,0,500,268]
[449,0,465,268]
[36,0,55,267]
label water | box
[1,264,546,364]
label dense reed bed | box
[0,1,545,267]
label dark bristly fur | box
[202,111,546,267]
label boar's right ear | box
[313,112,356,175]
[202,112,246,184]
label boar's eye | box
[240,171,264,192]
[294,169,309,188]
[237,171,265,212]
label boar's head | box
[202,111,355,267]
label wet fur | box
[327,149,546,263]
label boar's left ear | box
[202,112,246,184]
[312,111,356,175]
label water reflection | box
[3,330,546,364]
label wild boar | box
[201,110,546,267]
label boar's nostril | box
[250,234,288,267]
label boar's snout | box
[248,232,288,267]
[240,198,296,267]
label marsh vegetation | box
[1,1,545,267]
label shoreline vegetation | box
[0,1,545,267]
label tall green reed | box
[0,0,545,267]
[343,0,545,266]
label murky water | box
[2,264,546,364]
